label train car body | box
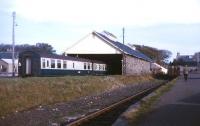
[18,51,107,77]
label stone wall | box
[125,55,151,75]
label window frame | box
[84,63,87,70]
[87,62,90,70]
[51,59,55,69]
[57,59,61,69]
[42,58,45,68]
[63,60,67,69]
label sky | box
[0,0,200,61]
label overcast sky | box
[0,0,200,61]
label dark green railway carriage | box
[18,51,107,77]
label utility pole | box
[122,28,126,75]
[123,28,125,45]
[12,11,16,77]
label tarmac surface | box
[136,72,200,126]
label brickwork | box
[125,55,151,75]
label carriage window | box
[73,62,75,68]
[99,64,102,70]
[84,63,87,70]
[47,60,49,68]
[57,60,61,69]
[88,63,90,70]
[51,59,55,68]
[63,61,67,69]
[42,59,45,68]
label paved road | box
[137,73,200,126]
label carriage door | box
[25,57,31,75]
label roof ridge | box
[93,31,126,54]
[94,31,152,62]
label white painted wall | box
[41,57,94,71]
[0,59,18,75]
[65,33,121,54]
[151,63,168,74]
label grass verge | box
[126,78,178,125]
[0,75,154,117]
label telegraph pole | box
[12,11,16,77]
[122,28,126,75]
[123,28,125,45]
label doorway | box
[25,57,31,75]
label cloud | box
[12,0,200,26]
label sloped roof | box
[19,51,105,63]
[40,53,94,62]
[0,52,18,59]
[93,31,152,62]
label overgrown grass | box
[126,78,177,125]
[0,75,154,117]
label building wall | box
[125,55,151,75]
[0,59,18,76]
[65,33,121,54]
[0,60,8,72]
[2,59,18,73]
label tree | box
[0,43,56,54]
[35,43,56,54]
[132,44,172,65]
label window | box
[47,60,49,68]
[73,62,75,68]
[84,63,87,70]
[51,59,55,68]
[63,61,67,69]
[42,59,45,68]
[57,60,61,69]
[99,64,102,70]
[88,63,90,70]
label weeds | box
[0,75,153,117]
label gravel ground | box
[0,80,164,126]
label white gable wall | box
[2,59,18,73]
[65,33,121,54]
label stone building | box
[65,31,152,75]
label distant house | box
[176,52,194,62]
[176,52,197,66]
[0,52,18,76]
[65,31,152,75]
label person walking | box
[183,65,189,81]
